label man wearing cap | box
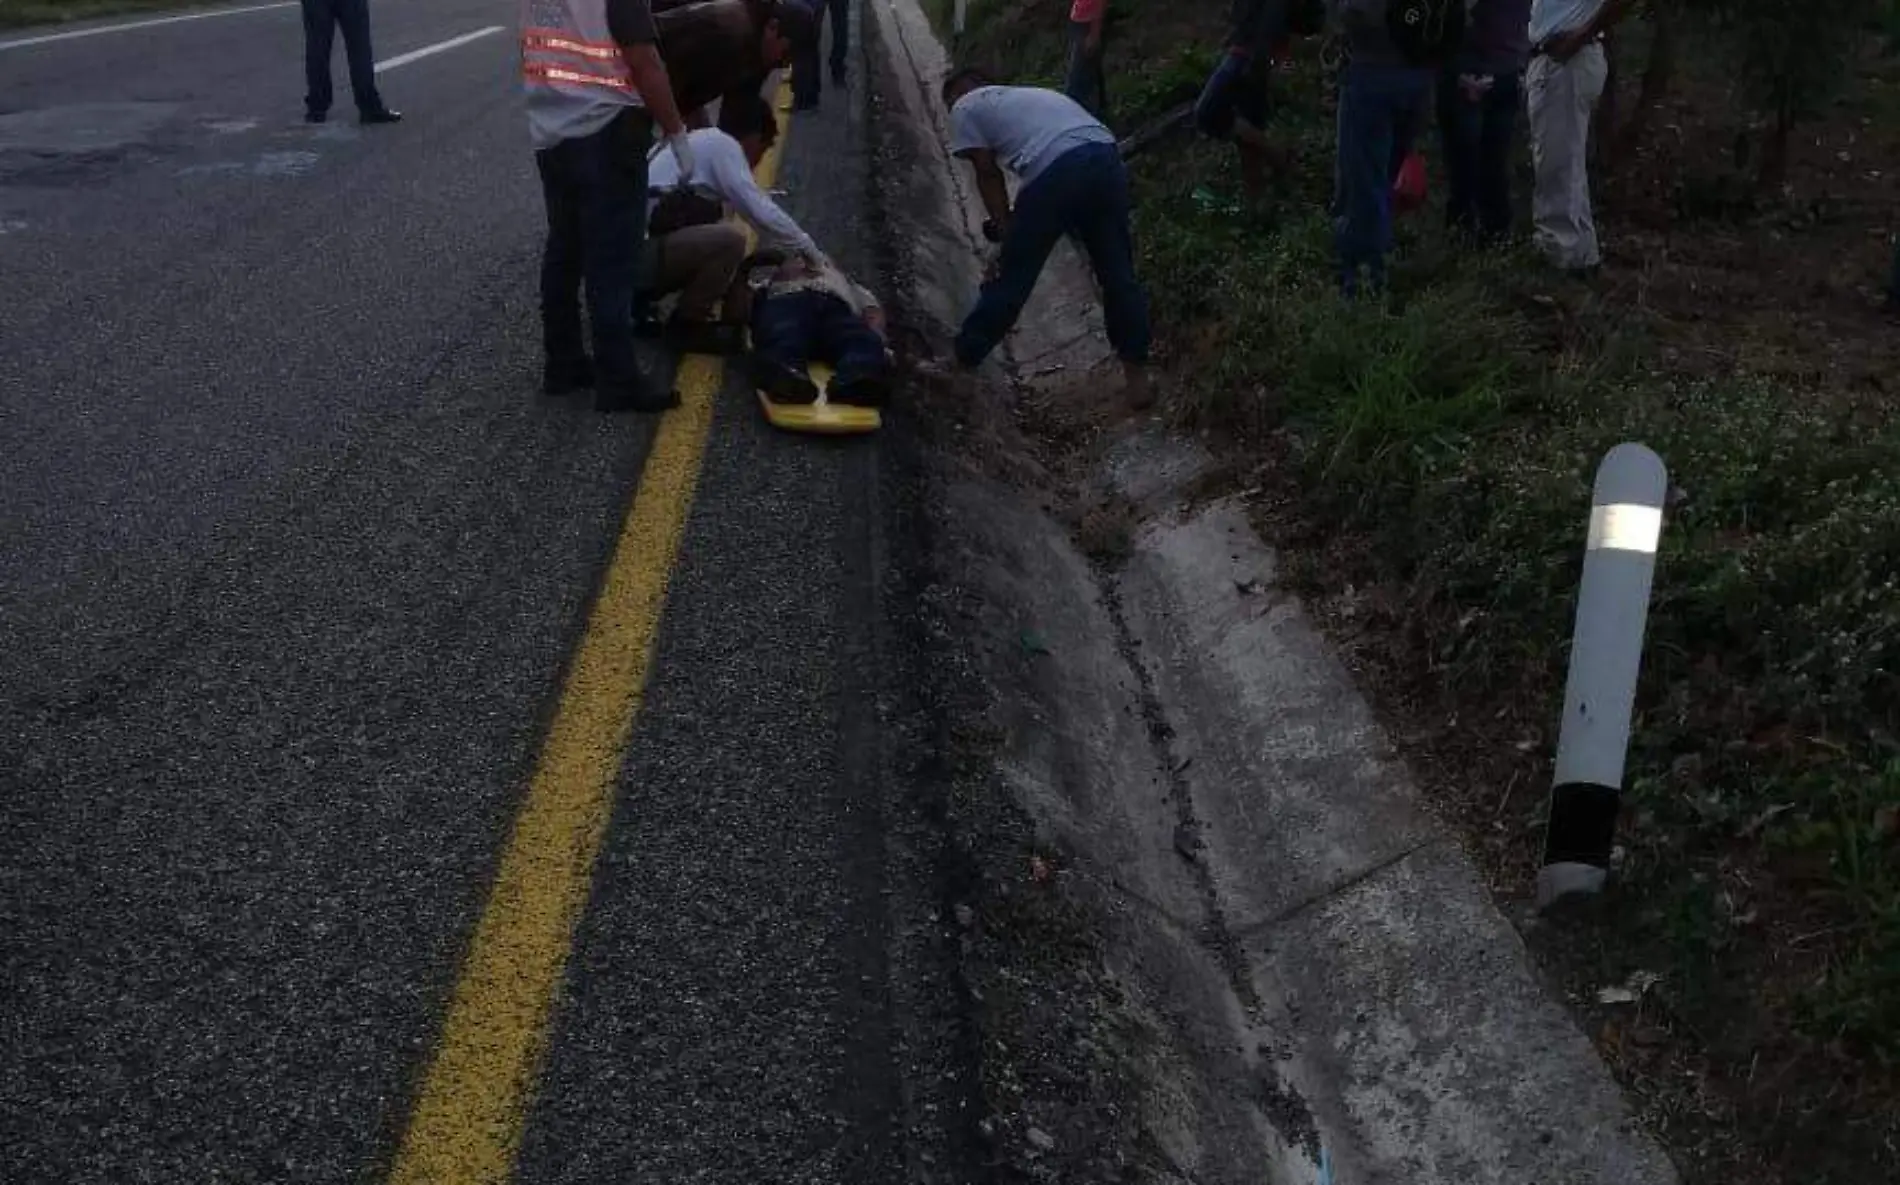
[523,0,694,413]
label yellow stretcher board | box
[755,361,883,435]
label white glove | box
[664,132,696,179]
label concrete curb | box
[1119,500,1680,1184]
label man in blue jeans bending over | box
[941,69,1153,407]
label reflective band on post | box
[1586,503,1663,554]
[1538,442,1668,912]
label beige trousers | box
[1527,42,1608,270]
[643,221,749,319]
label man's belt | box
[1531,31,1604,59]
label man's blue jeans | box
[754,289,888,386]
[1437,68,1521,244]
[535,111,654,389]
[956,142,1150,368]
[1334,60,1433,295]
[301,0,384,117]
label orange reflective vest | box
[521,0,643,149]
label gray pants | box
[1527,42,1608,270]
[641,222,749,320]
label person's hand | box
[982,250,1003,283]
[665,132,696,178]
[1457,73,1495,101]
[1083,25,1102,55]
[1548,27,1593,63]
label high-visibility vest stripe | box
[521,0,642,148]
[522,28,622,60]
[525,63,634,90]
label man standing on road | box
[524,0,694,413]
[1437,0,1530,245]
[300,0,400,124]
[641,92,822,353]
[786,0,849,110]
[1527,0,1634,276]
[940,70,1152,406]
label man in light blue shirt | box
[1526,0,1634,274]
[941,71,1152,404]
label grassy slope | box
[941,2,1900,1183]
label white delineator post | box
[1537,443,1669,911]
[953,0,968,35]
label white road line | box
[0,2,296,52]
[374,26,504,72]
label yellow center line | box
[386,88,795,1185]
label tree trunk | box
[1617,1,1678,160]
[1757,104,1794,191]
[1594,29,1622,173]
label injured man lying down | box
[743,248,894,408]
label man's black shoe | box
[360,109,403,126]
[665,315,746,356]
[830,374,890,408]
[595,380,680,414]
[543,357,595,396]
[305,110,327,124]
[831,62,847,86]
[751,356,819,404]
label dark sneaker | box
[543,357,594,396]
[359,109,403,126]
[665,316,745,356]
[305,110,327,124]
[595,376,680,414]
[751,356,819,404]
[830,62,847,86]
[830,374,890,408]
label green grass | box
[940,0,1900,1165]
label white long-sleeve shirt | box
[648,128,817,257]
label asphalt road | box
[0,3,935,1180]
